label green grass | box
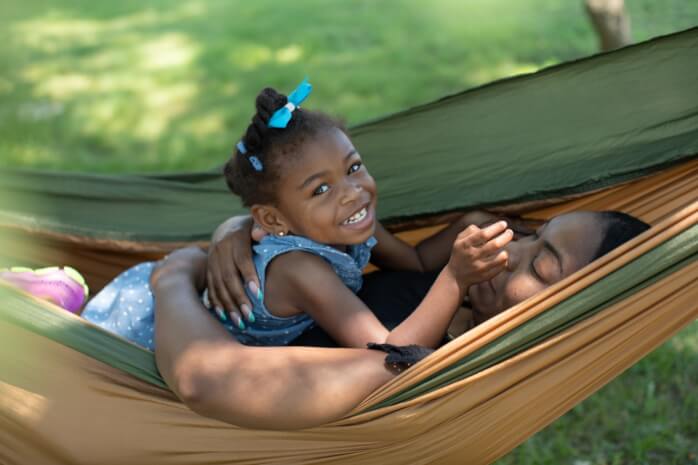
[0,0,696,173]
[496,320,698,465]
[1,1,697,463]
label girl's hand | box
[207,217,266,329]
[461,210,540,240]
[446,221,513,289]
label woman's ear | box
[250,204,289,236]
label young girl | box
[81,79,513,350]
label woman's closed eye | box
[530,252,560,283]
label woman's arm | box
[152,248,393,430]
[206,215,261,327]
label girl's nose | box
[341,181,362,204]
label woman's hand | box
[150,247,208,292]
[207,216,267,328]
[446,221,513,289]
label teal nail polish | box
[215,307,226,321]
[238,319,246,330]
[248,281,264,303]
[240,303,255,324]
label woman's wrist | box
[151,248,208,292]
[211,215,253,244]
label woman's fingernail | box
[241,303,255,323]
[248,281,263,302]
[215,307,227,321]
[236,314,246,330]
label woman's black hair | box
[592,211,651,260]
[224,87,343,207]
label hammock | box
[1,28,697,465]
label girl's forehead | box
[303,128,355,155]
[280,130,357,186]
[293,131,356,167]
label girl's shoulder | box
[255,234,376,293]
[254,234,375,269]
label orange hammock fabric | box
[1,163,696,465]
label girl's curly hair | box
[224,87,344,207]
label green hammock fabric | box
[0,28,696,415]
[0,28,696,242]
[1,222,695,409]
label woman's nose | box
[504,241,520,271]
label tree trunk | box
[584,0,632,51]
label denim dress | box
[82,235,376,350]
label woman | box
[153,209,649,429]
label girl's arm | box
[371,210,536,272]
[152,247,393,430]
[274,221,512,349]
[370,216,471,272]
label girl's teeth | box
[344,208,367,224]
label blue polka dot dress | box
[82,262,158,349]
[82,235,376,350]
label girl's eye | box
[348,161,362,174]
[313,183,330,196]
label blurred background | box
[0,1,696,463]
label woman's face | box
[468,212,605,320]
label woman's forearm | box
[153,264,393,430]
[211,214,252,244]
[153,271,237,402]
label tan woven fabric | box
[1,250,694,465]
[0,164,696,464]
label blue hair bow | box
[268,78,312,128]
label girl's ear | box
[250,204,289,236]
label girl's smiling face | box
[252,128,377,246]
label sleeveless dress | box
[82,235,376,350]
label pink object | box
[0,266,89,313]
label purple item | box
[0,266,89,313]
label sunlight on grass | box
[36,73,92,100]
[11,3,206,51]
[466,60,556,85]
[229,43,273,70]
[185,112,226,137]
[140,33,198,70]
[671,321,698,353]
[3,0,696,173]
[275,44,304,64]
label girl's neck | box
[284,232,348,253]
